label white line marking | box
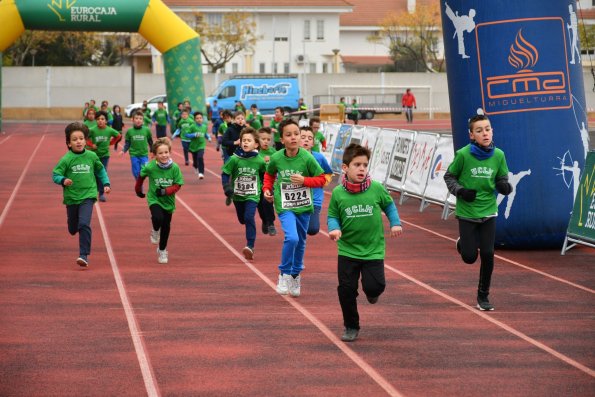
[0,135,12,145]
[95,204,161,397]
[177,196,404,397]
[0,135,46,229]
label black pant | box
[150,204,173,251]
[458,217,496,298]
[66,198,94,257]
[191,149,205,173]
[337,255,386,330]
[257,192,275,227]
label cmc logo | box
[430,154,444,180]
[476,18,571,115]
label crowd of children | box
[54,98,509,343]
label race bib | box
[280,182,312,209]
[234,175,257,196]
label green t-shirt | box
[189,123,208,152]
[217,121,228,137]
[327,181,395,260]
[143,109,152,127]
[179,118,199,142]
[140,160,184,213]
[125,125,152,157]
[222,154,266,203]
[269,118,283,143]
[266,148,324,214]
[153,108,169,126]
[84,119,97,130]
[447,144,509,219]
[88,125,120,158]
[312,131,326,152]
[247,113,264,130]
[258,147,276,164]
[52,149,109,205]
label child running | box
[257,127,277,236]
[173,108,198,166]
[52,122,110,268]
[443,114,512,311]
[188,111,210,179]
[87,110,120,202]
[135,138,184,264]
[263,119,326,297]
[300,126,333,235]
[120,111,153,186]
[309,117,327,153]
[222,127,267,260]
[327,143,403,342]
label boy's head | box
[300,126,314,151]
[95,110,108,127]
[194,111,204,124]
[342,143,371,183]
[65,122,89,152]
[258,127,272,149]
[250,104,258,113]
[133,110,145,127]
[90,99,96,106]
[86,108,96,120]
[309,116,321,131]
[468,114,493,147]
[221,109,233,122]
[274,107,283,118]
[180,109,189,119]
[183,100,191,108]
[340,97,345,102]
[279,119,300,148]
[240,127,259,151]
[233,111,246,125]
[177,102,183,110]
[152,137,172,163]
[158,101,164,109]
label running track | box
[0,122,593,396]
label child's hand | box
[264,155,270,163]
[264,189,274,203]
[390,225,402,237]
[329,230,341,241]
[104,186,111,194]
[289,174,304,185]
[63,179,73,186]
[234,139,240,145]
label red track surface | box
[0,123,594,396]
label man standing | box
[402,88,417,123]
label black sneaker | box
[268,225,277,236]
[366,295,379,304]
[341,327,359,342]
[456,237,462,255]
[98,195,106,202]
[261,223,269,235]
[225,196,232,206]
[476,297,494,311]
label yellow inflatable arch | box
[0,0,206,129]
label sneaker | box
[98,195,106,202]
[225,196,233,206]
[289,274,301,297]
[261,223,269,235]
[276,274,290,295]
[268,225,277,236]
[341,327,359,342]
[242,246,254,260]
[456,237,462,255]
[366,295,379,304]
[150,229,160,244]
[198,173,204,179]
[476,296,494,311]
[157,248,168,264]
[76,255,88,268]
[185,161,189,166]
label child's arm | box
[382,202,403,237]
[290,173,327,188]
[444,170,476,202]
[263,172,276,202]
[120,140,131,155]
[327,216,342,241]
[221,173,234,197]
[156,184,181,196]
[95,165,111,194]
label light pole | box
[332,48,340,73]
[30,49,37,67]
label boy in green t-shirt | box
[120,110,153,185]
[216,110,233,154]
[83,108,97,130]
[257,127,277,236]
[135,138,184,264]
[263,119,326,297]
[268,106,285,151]
[309,117,327,152]
[88,110,120,202]
[152,101,170,138]
[222,127,267,260]
[246,104,264,130]
[187,111,210,179]
[172,109,198,166]
[327,143,403,342]
[444,114,512,312]
[52,122,111,268]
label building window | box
[272,62,278,74]
[322,63,328,73]
[304,20,311,41]
[274,37,288,42]
[207,13,223,27]
[259,63,266,73]
[316,20,324,40]
[284,63,290,73]
[310,63,316,73]
[232,63,238,74]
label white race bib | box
[234,175,257,196]
[280,182,312,209]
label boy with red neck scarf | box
[327,143,403,342]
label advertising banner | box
[423,134,455,203]
[330,124,354,173]
[369,128,399,185]
[321,122,341,166]
[385,129,416,191]
[401,132,439,198]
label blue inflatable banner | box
[440,1,589,248]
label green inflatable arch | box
[0,0,206,130]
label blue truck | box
[207,74,300,115]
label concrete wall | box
[2,67,594,119]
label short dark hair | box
[300,126,313,133]
[193,111,203,118]
[221,109,233,118]
[240,127,259,144]
[342,143,370,165]
[279,119,298,135]
[468,114,489,131]
[95,110,108,120]
[309,116,320,126]
[258,127,272,135]
[133,110,145,118]
[65,122,89,146]
[233,111,245,119]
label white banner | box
[349,125,366,147]
[361,126,380,154]
[401,132,439,197]
[369,128,399,184]
[423,135,455,203]
[385,129,416,191]
[329,124,354,173]
[321,122,341,165]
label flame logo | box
[507,30,539,72]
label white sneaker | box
[198,173,204,179]
[289,274,301,297]
[276,274,290,295]
[150,229,160,244]
[157,248,168,264]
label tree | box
[194,12,260,73]
[2,31,59,66]
[370,3,444,73]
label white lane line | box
[0,134,46,229]
[0,135,12,145]
[177,196,404,397]
[95,204,161,397]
